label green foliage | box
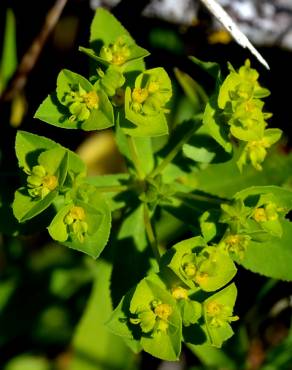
[0,9,17,93]
[7,6,292,366]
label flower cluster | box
[27,165,58,199]
[64,84,99,122]
[64,205,88,243]
[99,35,131,66]
[218,60,281,170]
[130,300,173,335]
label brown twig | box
[0,0,68,102]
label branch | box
[0,0,68,102]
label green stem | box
[143,204,160,263]
[95,185,130,193]
[150,116,202,178]
[127,135,145,179]
[174,191,229,205]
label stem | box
[150,116,202,178]
[95,185,130,193]
[174,191,229,205]
[143,204,160,263]
[127,136,145,179]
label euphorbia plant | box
[11,8,292,362]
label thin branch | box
[1,0,68,102]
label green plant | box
[11,8,292,362]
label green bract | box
[203,283,238,347]
[13,132,69,222]
[81,8,149,72]
[163,237,236,292]
[35,69,114,131]
[123,67,172,137]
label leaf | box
[234,186,292,210]
[193,149,292,198]
[115,119,155,175]
[4,355,50,370]
[0,9,17,93]
[118,205,148,252]
[86,174,130,211]
[174,68,208,110]
[239,221,292,281]
[189,56,221,80]
[71,260,136,370]
[187,343,235,369]
[183,143,215,164]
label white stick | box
[199,0,270,70]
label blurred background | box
[0,1,292,369]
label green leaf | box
[183,143,215,164]
[71,260,136,370]
[239,221,292,281]
[189,56,221,80]
[4,355,50,370]
[0,9,17,93]
[86,173,130,211]
[234,186,292,209]
[193,149,292,199]
[174,68,208,110]
[115,120,155,175]
[118,205,148,252]
[187,344,235,369]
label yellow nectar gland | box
[154,303,172,321]
[206,301,222,316]
[253,208,267,222]
[132,88,149,104]
[195,272,209,285]
[172,286,188,300]
[183,262,197,279]
[69,206,86,221]
[225,234,241,246]
[42,175,58,191]
[83,91,99,110]
[148,81,160,94]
